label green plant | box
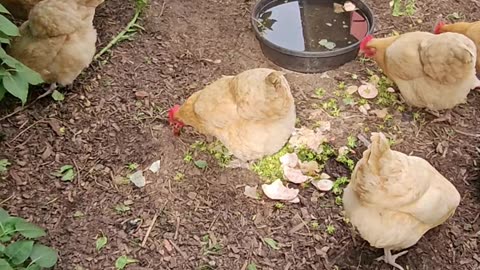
[346,136,357,149]
[391,0,416,17]
[0,5,44,104]
[314,87,326,98]
[95,0,148,60]
[0,208,58,269]
[252,146,291,182]
[0,159,10,174]
[115,255,137,270]
[274,202,285,210]
[51,165,75,182]
[126,163,138,171]
[332,177,350,195]
[322,98,340,116]
[326,225,336,235]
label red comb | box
[359,35,373,52]
[168,104,181,122]
[434,21,445,34]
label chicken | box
[168,68,296,161]
[0,0,42,20]
[7,0,103,91]
[343,132,461,270]
[359,32,480,118]
[434,21,480,72]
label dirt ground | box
[1,0,479,269]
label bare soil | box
[1,0,479,269]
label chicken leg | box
[375,249,408,270]
[426,109,452,124]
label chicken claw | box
[426,109,452,124]
[375,249,408,270]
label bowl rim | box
[251,0,375,58]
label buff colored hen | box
[343,132,460,270]
[168,68,296,161]
[359,31,479,118]
[7,0,103,90]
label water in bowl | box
[255,0,369,52]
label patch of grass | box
[374,75,398,107]
[126,163,139,171]
[252,146,291,182]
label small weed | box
[391,0,416,17]
[337,154,355,171]
[191,140,233,167]
[347,136,357,149]
[311,221,320,230]
[274,202,285,209]
[126,163,139,171]
[115,255,138,270]
[315,87,326,98]
[174,172,185,181]
[326,225,336,235]
[332,177,350,195]
[322,98,340,117]
[0,159,10,174]
[183,151,193,162]
[95,0,149,60]
[337,81,346,90]
[374,76,398,107]
[335,196,343,206]
[114,204,131,214]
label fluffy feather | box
[7,0,104,86]
[169,68,296,161]
[360,31,479,110]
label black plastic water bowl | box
[251,0,375,73]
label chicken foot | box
[426,109,452,124]
[375,249,408,270]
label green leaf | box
[0,208,10,223]
[51,90,64,101]
[61,169,75,181]
[0,243,5,253]
[194,160,207,169]
[0,259,13,270]
[5,240,34,265]
[59,165,73,173]
[3,73,29,104]
[29,244,58,268]
[15,220,46,239]
[115,255,138,270]
[0,159,11,174]
[26,263,41,270]
[0,84,6,101]
[16,66,43,85]
[95,236,107,251]
[0,4,10,14]
[0,14,19,36]
[263,238,280,250]
[247,263,257,270]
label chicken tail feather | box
[265,71,287,89]
[367,132,390,175]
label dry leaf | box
[371,108,388,119]
[346,85,358,95]
[333,2,344,13]
[283,166,310,184]
[261,179,299,201]
[244,185,259,199]
[312,179,334,191]
[135,91,149,99]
